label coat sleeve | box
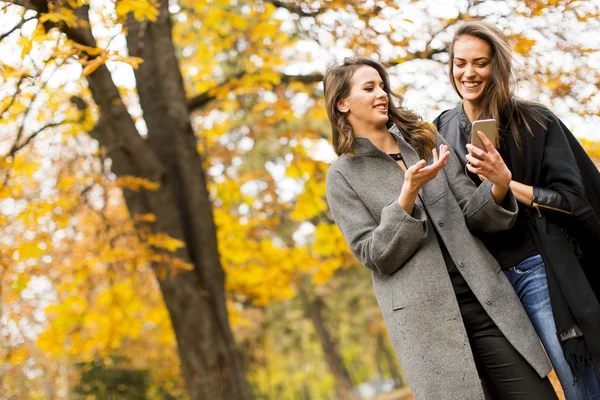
[438,134,519,233]
[533,113,588,216]
[326,167,428,276]
[532,186,570,213]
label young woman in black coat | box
[435,21,600,400]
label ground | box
[375,370,564,400]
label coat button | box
[485,299,492,305]
[458,262,464,268]
[438,220,444,227]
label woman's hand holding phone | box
[466,131,512,204]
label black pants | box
[458,297,558,399]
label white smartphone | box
[470,119,499,151]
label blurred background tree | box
[1,0,598,398]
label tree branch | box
[187,90,214,112]
[280,73,323,84]
[0,75,27,118]
[7,121,71,157]
[59,5,164,180]
[5,0,43,12]
[383,47,446,69]
[267,0,323,17]
[0,16,38,41]
[187,72,323,112]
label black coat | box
[435,105,600,361]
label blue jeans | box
[504,254,600,400]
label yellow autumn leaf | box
[115,0,160,22]
[16,241,46,259]
[39,9,79,27]
[36,331,64,357]
[261,70,281,85]
[21,160,40,177]
[12,273,30,292]
[146,233,185,252]
[17,36,33,60]
[167,256,195,271]
[56,196,77,210]
[313,222,350,257]
[134,213,157,222]
[286,164,302,179]
[71,41,104,56]
[56,175,77,190]
[81,53,108,77]
[119,56,145,69]
[115,176,160,191]
[514,37,536,56]
[8,347,28,365]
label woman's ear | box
[337,98,349,113]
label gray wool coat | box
[326,125,551,399]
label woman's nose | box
[464,64,476,77]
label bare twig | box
[0,16,38,41]
[6,54,68,160]
[267,0,323,17]
[9,121,74,157]
[5,0,41,12]
[0,75,27,118]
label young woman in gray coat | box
[324,57,557,399]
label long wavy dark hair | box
[449,21,548,149]
[323,57,436,158]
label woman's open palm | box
[404,145,451,193]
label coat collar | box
[456,105,472,139]
[350,124,448,205]
[351,124,421,167]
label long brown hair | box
[449,21,548,149]
[323,57,436,158]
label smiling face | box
[336,66,389,134]
[452,35,493,108]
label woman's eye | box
[476,63,488,68]
[364,87,373,91]
[454,64,465,68]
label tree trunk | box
[35,2,253,399]
[376,332,404,388]
[306,296,357,400]
[302,383,313,400]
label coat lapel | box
[390,125,420,168]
